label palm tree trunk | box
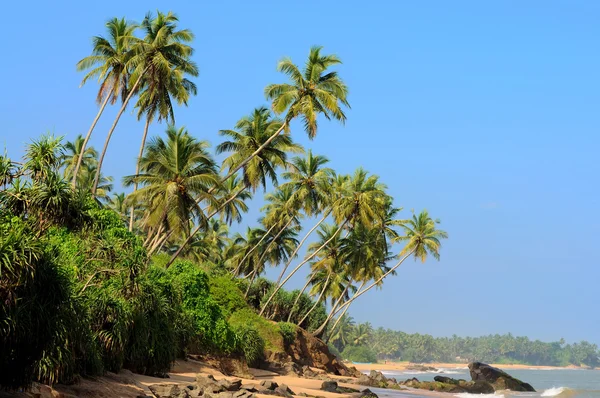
[72,94,111,189]
[92,69,147,195]
[325,281,366,343]
[165,186,247,268]
[232,223,278,276]
[259,218,347,317]
[331,248,417,317]
[287,274,315,322]
[311,283,351,338]
[244,271,257,298]
[129,117,151,231]
[298,273,331,326]
[274,210,330,286]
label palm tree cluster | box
[1,13,448,376]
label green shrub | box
[208,275,248,317]
[278,322,297,346]
[229,308,283,352]
[233,325,265,367]
[166,260,238,354]
[341,345,377,363]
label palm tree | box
[274,151,333,284]
[186,219,230,265]
[206,46,349,207]
[127,11,199,230]
[123,126,219,254]
[260,168,387,316]
[92,11,196,195]
[350,322,374,346]
[78,163,113,201]
[328,314,355,352]
[74,17,137,189]
[208,175,252,226]
[165,107,303,267]
[329,210,448,317]
[323,223,393,338]
[288,223,342,322]
[61,135,98,183]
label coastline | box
[349,361,588,372]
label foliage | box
[207,275,248,318]
[229,308,283,352]
[341,345,377,363]
[278,322,297,346]
[232,325,265,367]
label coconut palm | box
[123,126,219,253]
[328,314,355,351]
[273,151,333,284]
[185,219,230,265]
[350,322,374,346]
[287,223,342,322]
[92,11,196,195]
[213,46,349,200]
[74,18,137,189]
[78,164,113,201]
[260,168,387,316]
[165,107,303,267]
[61,135,98,183]
[323,224,393,338]
[330,210,448,317]
[208,175,252,226]
[127,11,199,230]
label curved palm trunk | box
[298,273,331,326]
[312,283,351,338]
[274,210,330,287]
[72,94,112,189]
[166,186,247,268]
[244,271,257,298]
[330,248,417,317]
[232,223,278,276]
[259,218,347,317]
[92,70,146,195]
[129,117,151,231]
[325,280,366,343]
[287,274,315,322]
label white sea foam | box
[454,393,504,398]
[541,387,568,397]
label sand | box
[351,361,582,372]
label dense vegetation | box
[0,10,449,390]
[330,317,600,367]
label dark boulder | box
[321,381,338,393]
[469,362,536,392]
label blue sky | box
[2,1,599,344]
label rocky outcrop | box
[262,327,361,378]
[399,377,494,394]
[469,362,536,392]
[406,364,438,372]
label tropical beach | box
[1,2,599,398]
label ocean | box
[366,367,600,398]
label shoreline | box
[350,362,590,372]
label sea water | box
[366,368,600,398]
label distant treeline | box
[327,317,600,367]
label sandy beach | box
[350,361,584,372]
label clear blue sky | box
[2,1,599,344]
